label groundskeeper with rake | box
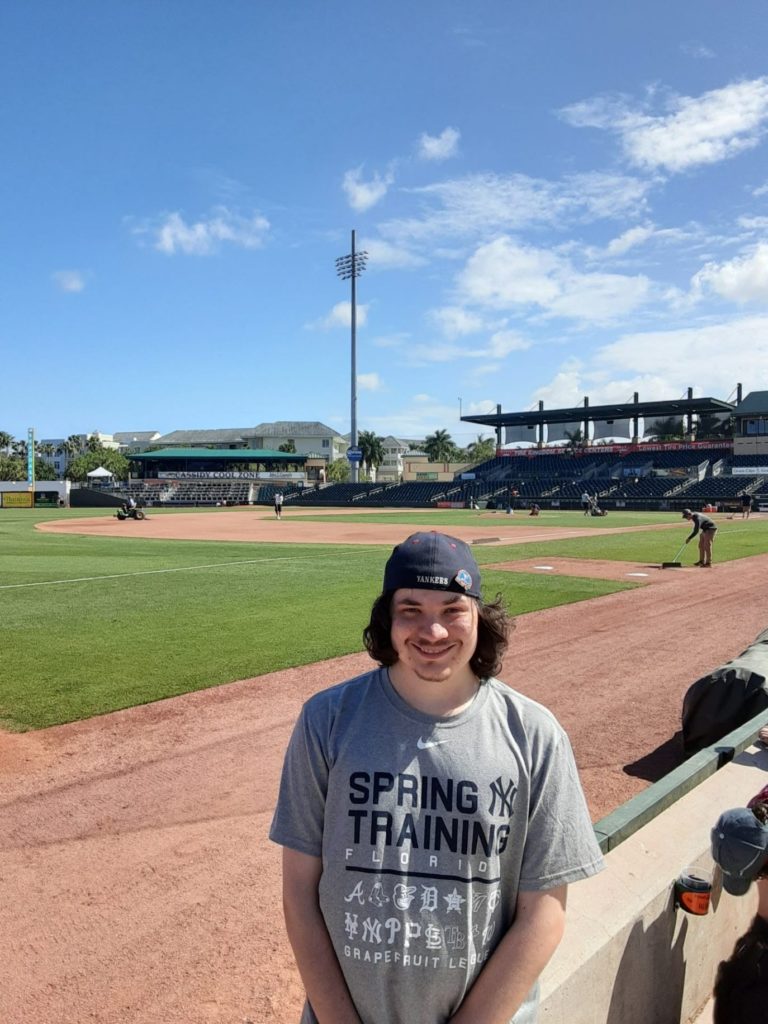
[270,531,603,1024]
[682,508,718,567]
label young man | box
[274,490,284,520]
[682,508,718,567]
[741,492,752,520]
[270,531,604,1024]
[581,491,591,515]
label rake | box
[661,542,687,569]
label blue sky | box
[2,1,768,448]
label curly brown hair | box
[363,591,513,679]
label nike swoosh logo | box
[417,737,448,749]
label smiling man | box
[270,531,603,1024]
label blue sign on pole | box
[347,446,363,463]
[27,427,35,483]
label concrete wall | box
[539,745,768,1024]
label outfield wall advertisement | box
[2,492,33,507]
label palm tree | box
[63,435,84,459]
[466,434,496,465]
[358,430,385,479]
[646,417,685,442]
[423,429,456,463]
[86,434,103,453]
[0,431,13,456]
[563,428,586,450]
[36,442,56,459]
[694,412,733,441]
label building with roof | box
[152,422,348,464]
[113,431,161,452]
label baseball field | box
[1,504,767,1023]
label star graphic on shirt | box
[443,888,466,913]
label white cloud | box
[429,306,486,338]
[361,238,425,269]
[561,77,768,174]
[596,316,768,395]
[342,167,394,212]
[134,206,270,255]
[403,326,531,366]
[357,372,382,391]
[605,225,657,256]
[312,301,369,330]
[680,41,715,60]
[417,127,460,161]
[754,181,768,197]
[691,243,768,303]
[487,330,530,357]
[371,333,408,349]
[737,216,768,231]
[380,172,650,246]
[456,236,650,323]
[52,270,85,293]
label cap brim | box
[722,874,753,896]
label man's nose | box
[421,618,449,638]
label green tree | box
[358,430,385,478]
[695,412,733,440]
[65,447,131,482]
[278,440,296,453]
[86,434,103,453]
[0,455,25,480]
[34,458,58,480]
[563,428,587,450]
[465,435,496,465]
[36,442,56,460]
[423,429,458,463]
[326,458,350,483]
[646,417,685,442]
[0,431,14,455]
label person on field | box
[270,531,604,1024]
[581,490,591,515]
[741,492,752,520]
[274,490,284,520]
[682,508,717,567]
[711,797,768,1022]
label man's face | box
[390,588,479,685]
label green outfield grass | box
[1,507,765,731]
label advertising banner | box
[2,491,34,507]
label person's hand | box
[685,538,691,544]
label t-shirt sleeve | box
[518,725,604,890]
[269,703,330,858]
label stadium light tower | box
[335,230,368,484]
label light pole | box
[335,230,368,483]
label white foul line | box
[0,551,379,591]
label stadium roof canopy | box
[127,447,307,463]
[462,396,735,429]
[734,391,768,415]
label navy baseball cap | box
[383,532,481,599]
[711,807,768,895]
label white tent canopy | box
[86,466,114,478]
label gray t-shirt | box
[270,668,604,1024]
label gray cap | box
[711,807,768,895]
[682,509,693,518]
